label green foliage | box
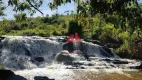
[0,0,142,60]
[7,0,43,15]
[68,20,83,38]
[53,30,62,36]
[0,2,6,16]
[14,13,27,21]
[0,14,74,37]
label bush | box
[68,20,83,38]
[53,30,62,36]
[131,37,142,60]
[99,24,119,44]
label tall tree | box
[0,0,43,16]
[0,1,6,16]
[49,0,142,33]
[0,0,141,33]
[14,13,27,21]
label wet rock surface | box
[0,69,27,80]
[112,60,129,64]
[0,36,142,80]
[0,36,63,70]
[33,57,45,62]
[55,51,77,63]
[131,63,142,69]
[84,39,101,45]
[0,36,122,70]
[0,69,57,80]
[34,76,55,80]
[55,56,141,69]
[0,36,5,41]
[0,69,15,80]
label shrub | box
[99,24,118,44]
[68,20,83,38]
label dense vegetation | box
[0,0,142,60]
[0,13,142,60]
[0,14,73,36]
[49,0,142,60]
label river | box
[0,36,141,80]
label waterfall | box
[63,41,117,57]
[0,36,118,70]
[0,36,141,80]
[0,36,62,70]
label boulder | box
[82,53,91,61]
[84,39,101,45]
[34,57,44,62]
[0,69,15,80]
[9,75,27,80]
[99,58,112,62]
[34,76,55,80]
[112,60,129,64]
[0,69,27,80]
[102,47,114,57]
[55,51,75,63]
[138,63,142,69]
[63,42,81,52]
[133,63,142,69]
[0,36,5,40]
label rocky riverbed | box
[0,36,141,80]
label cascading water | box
[0,36,119,70]
[63,41,118,57]
[0,36,62,70]
[0,36,141,80]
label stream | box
[0,36,141,80]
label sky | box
[138,0,142,3]
[0,0,76,20]
[0,0,142,20]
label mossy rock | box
[0,65,4,69]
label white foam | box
[15,68,75,80]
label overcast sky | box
[0,0,142,20]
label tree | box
[68,20,83,38]
[14,13,27,21]
[0,0,43,16]
[54,0,142,34]
[0,0,141,33]
[0,1,6,16]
